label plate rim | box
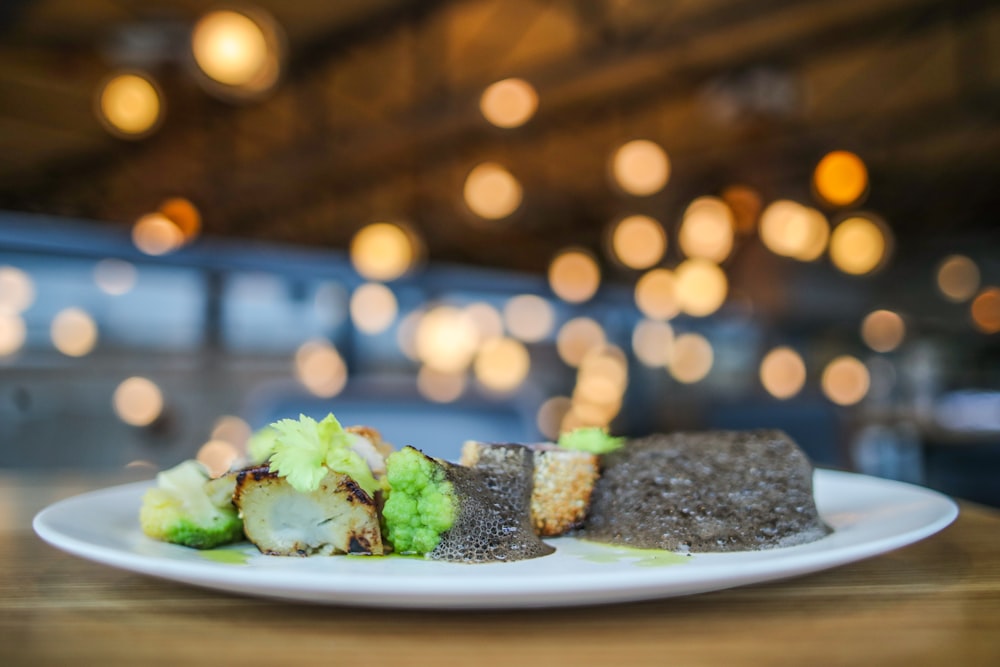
[32,468,959,608]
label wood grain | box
[2,473,998,666]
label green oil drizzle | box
[580,543,689,567]
[199,548,251,565]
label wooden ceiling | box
[1,0,998,273]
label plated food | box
[139,413,830,562]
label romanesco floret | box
[557,427,624,454]
[139,460,243,549]
[381,447,456,554]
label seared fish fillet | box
[233,465,383,556]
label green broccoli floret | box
[557,427,625,454]
[139,460,244,549]
[382,447,456,554]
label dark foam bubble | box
[431,444,554,563]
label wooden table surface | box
[2,471,998,667]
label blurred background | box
[0,0,998,505]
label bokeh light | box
[971,287,1000,334]
[50,307,98,357]
[159,198,201,243]
[97,72,162,138]
[349,283,398,334]
[480,78,538,128]
[537,396,572,440]
[0,266,35,313]
[722,184,763,235]
[634,268,679,321]
[132,213,184,256]
[113,376,164,427]
[813,150,868,208]
[829,215,888,275]
[416,366,467,403]
[211,415,252,453]
[759,347,806,399]
[936,255,980,302]
[0,312,26,357]
[674,259,728,317]
[474,337,531,392]
[504,294,555,343]
[668,333,713,384]
[196,440,239,478]
[93,259,137,295]
[632,319,674,368]
[556,317,606,367]
[350,222,416,282]
[611,139,670,196]
[608,215,666,269]
[191,9,280,94]
[759,200,830,261]
[678,196,735,263]
[821,356,870,406]
[569,345,628,430]
[861,310,906,352]
[415,306,479,373]
[464,162,522,220]
[294,339,348,397]
[548,249,601,304]
[464,302,504,343]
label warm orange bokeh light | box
[556,317,606,367]
[132,213,184,256]
[821,356,870,406]
[159,198,202,242]
[668,333,713,384]
[759,347,806,399]
[722,184,763,235]
[98,72,162,138]
[480,78,538,128]
[548,249,601,304]
[417,366,467,403]
[814,150,868,207]
[0,265,35,313]
[51,307,98,357]
[464,162,522,220]
[349,283,398,334]
[634,268,679,321]
[611,139,670,196]
[192,10,274,88]
[936,255,980,303]
[829,216,887,275]
[609,215,666,269]
[632,319,674,368]
[861,310,906,352]
[504,294,555,343]
[678,196,734,263]
[294,339,348,397]
[674,259,728,317]
[350,222,416,282]
[113,376,164,426]
[971,287,1000,334]
[474,337,531,392]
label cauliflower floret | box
[139,460,244,549]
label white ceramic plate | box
[33,469,958,609]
